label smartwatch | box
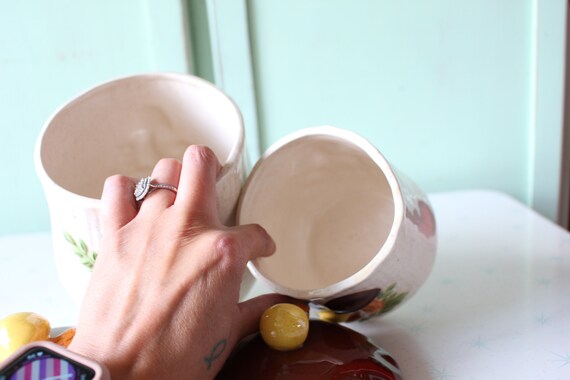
[0,341,110,380]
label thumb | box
[236,293,291,340]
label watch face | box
[0,347,95,380]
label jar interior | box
[240,134,395,292]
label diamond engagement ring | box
[134,176,178,201]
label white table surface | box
[1,190,569,379]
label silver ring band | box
[134,176,178,201]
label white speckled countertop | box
[1,190,569,379]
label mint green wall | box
[0,1,190,235]
[242,0,566,221]
[0,1,566,235]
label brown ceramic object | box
[216,320,402,380]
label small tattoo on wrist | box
[204,338,227,370]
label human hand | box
[68,145,285,379]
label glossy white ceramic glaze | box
[35,73,250,304]
[239,127,437,310]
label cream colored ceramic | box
[238,126,437,319]
[35,73,251,304]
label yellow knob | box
[259,303,309,351]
